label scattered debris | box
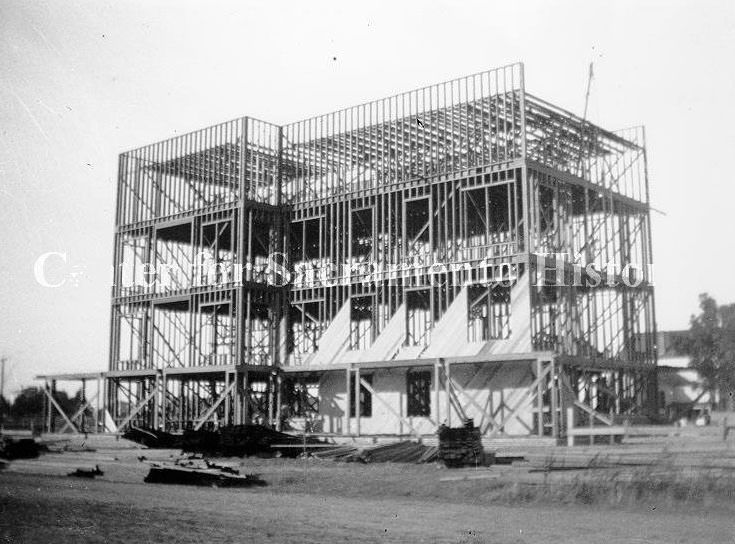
[175,457,209,470]
[68,465,104,479]
[144,466,266,488]
[0,437,42,460]
[124,426,182,449]
[182,429,220,454]
[220,425,319,457]
[123,424,325,457]
[46,443,97,453]
[205,460,240,474]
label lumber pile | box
[220,424,308,456]
[345,441,434,463]
[311,441,439,464]
[182,429,219,453]
[0,437,42,460]
[123,424,325,457]
[438,420,484,468]
[144,465,266,488]
[123,426,182,449]
[311,445,359,460]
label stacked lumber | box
[144,465,266,487]
[345,441,429,463]
[221,424,304,456]
[123,426,182,449]
[123,424,325,457]
[181,429,219,453]
[438,421,483,468]
[418,445,439,463]
[311,441,439,463]
[311,446,359,460]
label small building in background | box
[656,330,714,423]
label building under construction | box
[40,63,657,440]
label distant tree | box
[11,386,79,418]
[11,387,46,417]
[677,294,735,410]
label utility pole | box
[0,357,6,428]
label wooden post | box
[344,367,351,436]
[160,372,167,431]
[49,380,56,433]
[242,371,250,425]
[96,376,103,433]
[536,360,544,437]
[444,359,451,427]
[234,370,241,425]
[275,374,282,431]
[589,379,595,445]
[434,361,440,428]
[550,360,558,439]
[567,406,575,447]
[224,371,230,426]
[153,373,160,430]
[354,366,361,436]
[267,372,275,427]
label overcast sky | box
[1,0,734,395]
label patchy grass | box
[3,471,734,544]
[203,456,735,511]
[489,467,735,508]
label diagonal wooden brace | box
[573,400,613,426]
[487,363,552,438]
[194,380,236,431]
[42,385,78,433]
[116,387,157,431]
[59,391,99,434]
[359,377,423,441]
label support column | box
[96,376,103,433]
[233,371,241,425]
[242,371,250,425]
[344,367,351,436]
[224,371,230,426]
[161,371,167,431]
[536,360,544,437]
[153,372,160,430]
[434,361,440,428]
[45,380,52,433]
[354,366,361,436]
[50,380,57,433]
[275,374,282,431]
[443,359,451,426]
[550,360,559,439]
[267,371,275,427]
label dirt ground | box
[2,471,733,544]
[1,439,734,543]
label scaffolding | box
[39,63,657,439]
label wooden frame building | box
[39,63,658,440]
